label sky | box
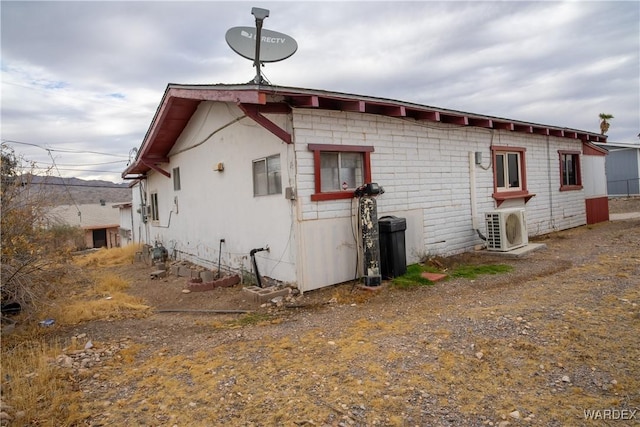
[1,1,639,184]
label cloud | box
[1,1,638,182]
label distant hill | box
[23,175,131,206]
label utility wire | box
[46,149,81,217]
[26,180,127,187]
[2,139,129,158]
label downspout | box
[469,151,478,229]
[470,151,486,241]
[546,136,555,229]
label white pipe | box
[469,152,478,229]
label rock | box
[182,289,191,294]
[0,412,11,421]
[84,340,93,350]
[509,410,520,419]
[561,375,570,383]
[498,421,510,427]
[475,351,484,360]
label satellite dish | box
[225,26,298,62]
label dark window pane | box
[507,153,520,188]
[496,154,505,188]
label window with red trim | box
[308,144,373,201]
[559,150,582,191]
[491,146,533,205]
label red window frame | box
[558,150,583,191]
[491,145,534,206]
[308,144,373,201]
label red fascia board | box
[410,110,441,121]
[440,114,468,126]
[342,100,366,112]
[468,118,493,128]
[289,95,320,107]
[514,124,533,133]
[493,122,514,131]
[167,88,266,104]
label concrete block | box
[150,270,167,279]
[200,270,214,282]
[178,266,192,277]
[242,286,290,303]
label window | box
[495,151,522,191]
[253,154,281,196]
[559,151,582,190]
[172,167,181,191]
[491,146,533,205]
[308,144,373,201]
[150,192,159,221]
[320,152,363,192]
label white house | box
[49,203,121,249]
[122,84,608,292]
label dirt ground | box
[10,198,640,426]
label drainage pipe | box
[250,247,269,288]
[217,239,225,279]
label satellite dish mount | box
[225,7,298,85]
[251,7,269,84]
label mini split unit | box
[485,209,528,251]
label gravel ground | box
[9,198,640,426]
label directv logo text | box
[240,30,287,44]
[583,408,637,420]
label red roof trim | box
[123,84,607,179]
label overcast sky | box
[2,1,638,183]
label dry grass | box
[2,225,638,426]
[0,338,89,425]
[74,243,142,268]
[1,245,151,426]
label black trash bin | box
[379,216,407,279]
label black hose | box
[250,247,268,288]
[217,239,225,279]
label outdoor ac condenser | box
[485,209,528,251]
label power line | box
[29,182,128,189]
[30,166,125,173]
[47,149,81,215]
[2,139,129,158]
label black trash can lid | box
[379,216,406,232]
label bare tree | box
[1,145,73,313]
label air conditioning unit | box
[485,209,528,251]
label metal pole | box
[253,18,264,84]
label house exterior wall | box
[137,102,298,283]
[582,152,609,224]
[118,206,134,246]
[292,109,588,291]
[130,100,595,293]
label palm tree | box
[599,113,614,135]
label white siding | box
[141,102,298,283]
